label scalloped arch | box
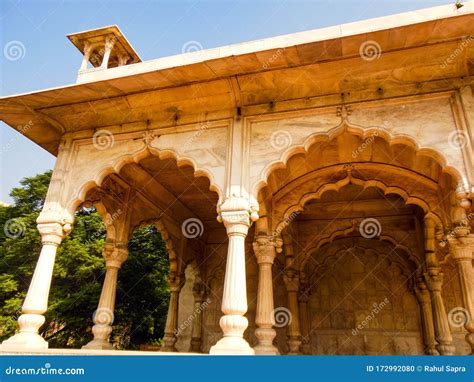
[300,225,421,271]
[253,122,462,197]
[275,175,442,234]
[306,242,417,288]
[67,146,222,217]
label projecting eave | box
[0,1,473,156]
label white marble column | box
[190,280,206,353]
[424,267,455,355]
[415,278,439,355]
[449,235,474,354]
[162,273,184,352]
[83,243,128,350]
[210,209,254,355]
[1,222,69,350]
[253,236,279,355]
[283,270,301,355]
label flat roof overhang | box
[1,2,473,155]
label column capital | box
[253,236,278,264]
[424,267,444,292]
[37,221,70,245]
[104,34,116,50]
[283,270,300,292]
[448,235,474,262]
[102,243,128,268]
[168,272,185,292]
[414,279,430,303]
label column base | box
[254,328,279,355]
[436,343,455,355]
[82,339,114,350]
[287,337,301,355]
[254,344,279,355]
[210,337,255,355]
[1,332,48,351]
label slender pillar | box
[449,235,474,353]
[100,35,116,69]
[1,222,68,350]
[283,270,301,354]
[424,268,455,355]
[83,243,128,350]
[253,236,279,355]
[210,209,254,355]
[414,278,439,355]
[79,42,93,71]
[162,273,185,352]
[298,290,311,355]
[190,280,206,353]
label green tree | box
[0,171,170,349]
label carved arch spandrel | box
[248,97,467,198]
[59,130,225,221]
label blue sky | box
[0,0,451,204]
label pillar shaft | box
[162,274,184,352]
[415,280,438,355]
[190,282,205,353]
[83,244,128,350]
[449,235,474,353]
[210,209,254,355]
[284,272,301,355]
[298,294,311,355]
[425,268,455,355]
[253,237,279,355]
[1,222,67,350]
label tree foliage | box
[0,171,170,349]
